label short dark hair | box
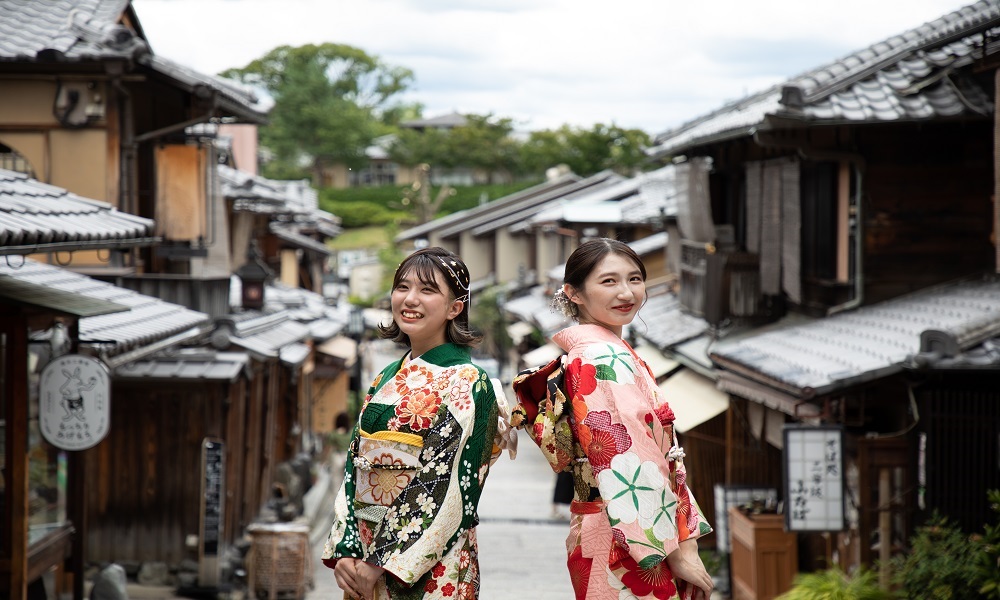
[378,247,483,347]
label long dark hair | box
[562,238,647,319]
[378,247,483,347]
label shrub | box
[777,567,890,600]
[889,513,984,599]
[977,490,1000,599]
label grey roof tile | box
[8,259,210,359]
[635,291,709,349]
[0,168,156,253]
[0,0,268,121]
[649,0,999,158]
[711,275,1000,397]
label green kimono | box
[322,343,499,599]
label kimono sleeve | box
[320,361,401,569]
[365,365,498,584]
[567,342,691,568]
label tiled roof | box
[6,259,211,363]
[503,286,571,338]
[401,112,468,129]
[115,350,249,382]
[526,165,676,228]
[634,291,709,349]
[648,0,999,158]
[395,172,583,241]
[0,168,157,254]
[473,171,623,236]
[0,0,267,122]
[710,275,1000,397]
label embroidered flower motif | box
[395,363,434,396]
[565,357,598,396]
[457,582,475,599]
[606,568,638,600]
[614,554,676,599]
[395,389,442,431]
[387,417,402,431]
[441,582,456,597]
[649,487,679,541]
[599,452,665,526]
[584,343,636,385]
[450,378,473,411]
[432,563,447,578]
[416,493,437,514]
[424,579,438,594]
[366,454,411,504]
[459,549,472,569]
[567,546,593,597]
[460,474,472,490]
[440,424,454,437]
[583,411,632,472]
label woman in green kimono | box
[322,247,511,600]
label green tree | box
[520,123,651,176]
[388,113,522,182]
[220,43,414,182]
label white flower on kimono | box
[435,462,449,476]
[416,493,437,514]
[401,517,423,537]
[422,461,436,474]
[649,487,679,541]
[421,447,436,462]
[440,423,454,438]
[598,452,665,526]
[606,567,640,600]
[584,343,637,385]
[464,501,475,515]
[461,474,472,490]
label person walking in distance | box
[512,238,714,600]
[323,247,515,600]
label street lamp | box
[237,241,272,310]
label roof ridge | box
[782,0,1000,107]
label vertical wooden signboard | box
[783,425,846,532]
[199,439,225,587]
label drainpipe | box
[751,128,865,315]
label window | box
[27,343,68,544]
[0,142,36,178]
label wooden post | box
[994,69,1000,273]
[878,468,891,590]
[7,315,29,600]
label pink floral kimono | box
[512,324,712,600]
[322,342,507,599]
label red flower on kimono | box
[567,546,593,599]
[614,554,677,599]
[432,563,446,578]
[608,528,630,566]
[565,358,597,397]
[582,410,632,472]
[424,579,438,593]
[655,402,675,425]
[396,389,442,431]
[441,582,456,597]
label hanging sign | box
[39,354,111,451]
[783,424,846,531]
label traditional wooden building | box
[643,0,1000,581]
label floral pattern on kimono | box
[512,324,712,600]
[322,343,499,599]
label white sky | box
[133,0,971,135]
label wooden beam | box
[7,314,29,600]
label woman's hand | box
[666,539,714,600]
[355,561,386,600]
[334,558,363,599]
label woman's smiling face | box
[565,253,645,337]
[391,267,462,356]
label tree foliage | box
[388,114,521,181]
[220,43,414,179]
[520,123,651,177]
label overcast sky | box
[133,0,970,135]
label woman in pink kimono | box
[512,238,714,600]
[322,247,514,600]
